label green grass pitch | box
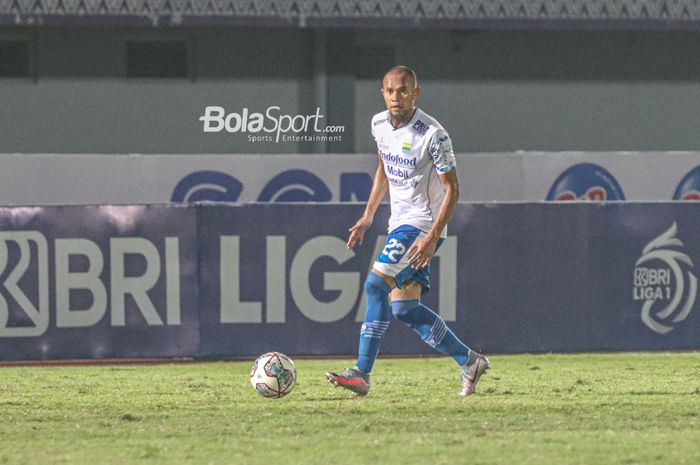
[1,352,699,465]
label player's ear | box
[413,86,421,97]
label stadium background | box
[2,0,700,154]
[1,0,699,361]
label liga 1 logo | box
[547,163,625,201]
[633,223,697,334]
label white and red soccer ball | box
[250,352,297,398]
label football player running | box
[326,66,490,397]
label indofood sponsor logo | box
[633,223,697,334]
[199,106,345,143]
[379,150,416,167]
[380,150,415,181]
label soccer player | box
[325,66,490,397]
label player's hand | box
[346,217,372,249]
[406,236,438,269]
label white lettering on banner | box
[220,235,262,323]
[0,233,181,337]
[436,238,457,321]
[266,236,286,323]
[290,236,359,323]
[165,238,181,325]
[634,222,697,334]
[0,232,49,337]
[56,239,106,328]
[219,235,290,323]
[219,234,458,324]
[111,238,164,326]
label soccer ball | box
[250,352,297,398]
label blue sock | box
[356,273,392,374]
[392,299,470,366]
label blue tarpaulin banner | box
[1,203,699,360]
[0,205,200,359]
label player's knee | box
[391,299,420,322]
[364,272,391,296]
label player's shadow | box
[299,392,361,401]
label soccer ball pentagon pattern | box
[250,352,297,398]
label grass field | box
[1,352,699,465]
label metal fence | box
[1,0,699,28]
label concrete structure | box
[1,1,699,154]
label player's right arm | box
[346,152,388,249]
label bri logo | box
[0,231,182,338]
[633,223,697,334]
[412,120,429,135]
[673,165,700,200]
[0,232,49,337]
[546,163,625,201]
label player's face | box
[381,71,420,118]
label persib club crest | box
[633,223,697,334]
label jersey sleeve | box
[428,129,456,174]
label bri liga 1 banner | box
[0,202,699,360]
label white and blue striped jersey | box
[371,108,456,236]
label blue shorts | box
[372,224,444,293]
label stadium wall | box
[0,203,699,361]
[0,152,699,204]
[1,27,700,154]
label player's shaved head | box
[381,65,421,127]
[383,66,418,89]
